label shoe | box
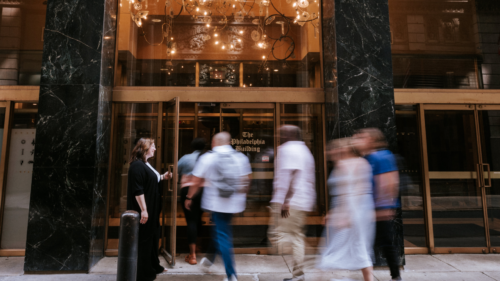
[223,275,238,281]
[200,257,213,273]
[391,278,403,281]
[284,276,305,281]
[185,254,197,265]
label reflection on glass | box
[1,103,37,249]
[116,0,321,87]
[478,110,500,247]
[388,0,479,89]
[426,110,486,247]
[0,3,47,85]
[281,104,324,246]
[107,103,158,249]
[395,105,426,247]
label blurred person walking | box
[127,138,171,281]
[317,139,375,281]
[269,125,316,281]
[353,128,402,281]
[185,132,252,281]
[178,138,206,265]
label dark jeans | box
[180,186,203,245]
[210,212,236,279]
[376,219,400,279]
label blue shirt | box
[178,151,201,176]
[365,149,399,209]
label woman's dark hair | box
[191,138,206,151]
[130,138,154,163]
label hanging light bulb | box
[237,38,241,42]
[204,11,207,15]
[239,30,244,34]
[222,45,226,49]
[262,55,265,59]
[206,23,210,27]
[214,33,219,37]
[215,41,219,44]
[196,7,199,11]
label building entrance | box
[422,104,500,254]
[106,101,326,261]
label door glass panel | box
[161,99,179,264]
[281,104,325,248]
[478,110,500,247]
[1,103,38,249]
[396,105,426,247]
[107,104,158,250]
[425,110,486,247]
[222,106,275,247]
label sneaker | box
[223,275,238,281]
[200,257,213,273]
[284,276,305,281]
[391,278,403,281]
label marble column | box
[24,0,118,272]
[322,0,404,266]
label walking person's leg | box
[376,219,401,280]
[288,209,306,280]
[361,267,374,281]
[181,187,198,264]
[213,212,237,280]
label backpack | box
[213,151,243,198]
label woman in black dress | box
[127,138,171,281]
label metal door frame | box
[160,97,180,265]
[421,103,493,254]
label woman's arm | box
[135,195,148,224]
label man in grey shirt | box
[178,138,206,265]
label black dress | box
[127,160,164,281]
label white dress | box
[317,157,375,271]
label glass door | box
[160,98,180,265]
[476,105,500,253]
[423,105,487,251]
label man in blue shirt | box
[353,128,402,281]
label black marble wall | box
[24,0,118,272]
[321,0,404,266]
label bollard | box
[117,210,140,281]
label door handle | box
[483,163,492,188]
[168,165,174,191]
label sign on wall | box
[1,129,36,249]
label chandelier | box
[128,0,318,62]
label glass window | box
[1,103,38,249]
[389,0,480,89]
[395,105,426,248]
[107,103,158,249]
[0,2,47,85]
[116,0,321,87]
[281,103,325,246]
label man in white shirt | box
[269,125,316,281]
[185,132,252,281]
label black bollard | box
[117,210,140,281]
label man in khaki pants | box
[268,125,316,281]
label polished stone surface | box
[24,0,117,272]
[5,255,500,280]
[321,0,403,267]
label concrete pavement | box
[0,254,498,280]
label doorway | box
[422,104,500,253]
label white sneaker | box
[200,257,213,273]
[223,275,238,281]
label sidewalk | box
[0,254,499,280]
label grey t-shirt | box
[178,150,201,176]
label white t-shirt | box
[192,145,252,214]
[271,141,316,212]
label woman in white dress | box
[317,138,375,281]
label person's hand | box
[185,199,192,210]
[140,210,149,224]
[281,204,290,218]
[162,172,172,180]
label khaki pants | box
[268,203,306,278]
